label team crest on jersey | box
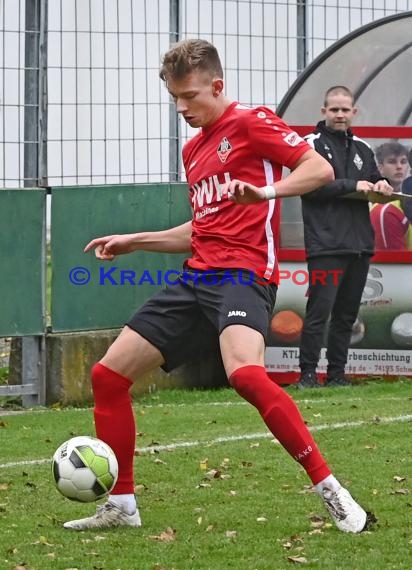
[217,137,232,163]
[353,153,363,170]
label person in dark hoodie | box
[297,85,393,388]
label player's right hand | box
[221,179,266,205]
[84,234,134,260]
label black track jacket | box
[301,120,381,259]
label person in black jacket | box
[297,85,393,388]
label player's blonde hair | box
[159,39,223,82]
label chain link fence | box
[1,0,412,187]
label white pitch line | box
[0,395,408,416]
[0,413,411,470]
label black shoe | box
[325,376,351,387]
[295,372,320,389]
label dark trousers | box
[299,254,370,377]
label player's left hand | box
[372,179,393,195]
[221,180,266,205]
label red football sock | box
[229,365,331,484]
[91,362,135,494]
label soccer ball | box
[52,436,118,502]
[391,312,412,347]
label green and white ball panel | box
[52,436,119,503]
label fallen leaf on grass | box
[154,458,166,465]
[309,515,326,528]
[256,517,268,523]
[199,458,208,470]
[0,483,10,491]
[225,530,237,539]
[393,475,406,482]
[206,524,215,532]
[149,527,176,542]
[390,489,409,495]
[282,535,304,550]
[205,469,221,479]
[0,420,7,427]
[298,485,315,495]
[32,535,54,546]
[287,556,307,564]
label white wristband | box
[262,185,276,200]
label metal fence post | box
[21,0,48,406]
[168,0,180,181]
[297,0,307,74]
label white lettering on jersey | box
[196,207,219,220]
[227,310,247,317]
[191,172,231,208]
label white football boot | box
[63,501,141,530]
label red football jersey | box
[182,102,310,284]
[370,202,409,250]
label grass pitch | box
[0,380,411,570]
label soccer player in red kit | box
[64,39,372,534]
